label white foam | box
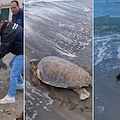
[97,106,105,114]
[55,46,77,58]
[26,110,38,119]
[117,46,120,59]
[26,80,53,105]
[83,7,90,12]
[43,106,51,111]
[94,33,120,65]
[26,91,35,101]
[112,65,120,69]
[25,0,74,4]
[28,100,34,105]
[32,111,38,119]
[42,92,54,105]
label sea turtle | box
[30,56,92,100]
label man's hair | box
[11,0,19,7]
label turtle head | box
[30,59,40,71]
[30,59,41,85]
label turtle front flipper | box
[30,74,41,85]
[30,68,41,85]
[73,88,90,100]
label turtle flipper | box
[30,74,41,85]
[73,88,90,100]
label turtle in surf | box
[30,56,92,100]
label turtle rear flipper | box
[74,88,90,100]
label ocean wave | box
[94,0,120,18]
[117,46,120,60]
[25,0,74,4]
[94,33,120,66]
[94,16,120,34]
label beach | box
[94,0,120,120]
[25,0,92,119]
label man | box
[0,17,24,104]
[11,0,24,28]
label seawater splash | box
[25,0,92,59]
[26,81,53,106]
[94,0,120,67]
[25,0,74,4]
[94,1,120,120]
[117,46,120,60]
[26,81,53,119]
[94,33,120,66]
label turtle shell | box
[37,56,92,88]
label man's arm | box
[0,23,17,59]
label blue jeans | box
[8,55,24,97]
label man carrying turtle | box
[0,16,24,104]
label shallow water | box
[25,0,92,59]
[94,0,120,120]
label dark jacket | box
[12,9,24,28]
[0,22,23,59]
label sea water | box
[94,0,120,120]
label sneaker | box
[16,83,24,90]
[0,95,15,104]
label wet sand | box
[25,43,92,120]
[25,0,92,119]
[95,58,120,120]
[0,54,23,120]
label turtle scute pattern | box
[37,56,92,88]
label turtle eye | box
[30,59,39,65]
